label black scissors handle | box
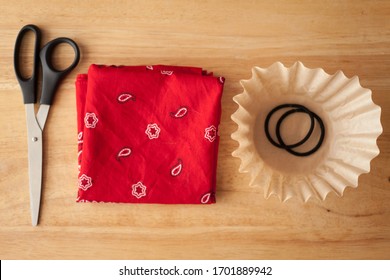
[40,37,80,105]
[14,24,81,105]
[13,24,41,104]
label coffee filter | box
[231,62,382,201]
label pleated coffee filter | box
[231,62,382,201]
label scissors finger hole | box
[48,42,78,71]
[15,29,37,79]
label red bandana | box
[75,65,224,204]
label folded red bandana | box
[75,64,224,204]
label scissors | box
[14,24,80,226]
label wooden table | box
[1,0,389,259]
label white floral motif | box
[145,123,161,139]
[204,125,217,142]
[132,181,147,199]
[84,112,98,128]
[78,174,92,191]
[146,65,154,70]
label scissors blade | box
[25,104,43,226]
[36,104,50,130]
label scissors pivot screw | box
[32,137,38,142]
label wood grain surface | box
[0,0,389,259]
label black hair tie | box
[264,103,325,157]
